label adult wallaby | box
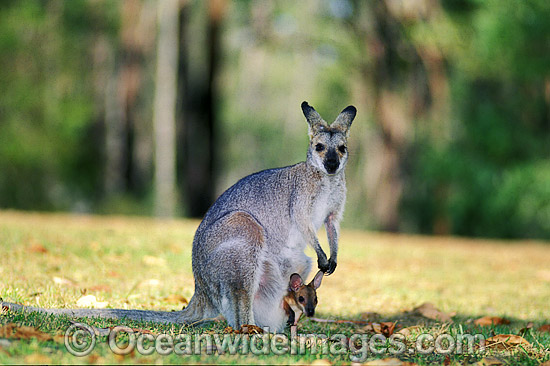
[1,102,356,330]
[283,270,324,327]
[179,102,356,332]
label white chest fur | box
[311,188,331,231]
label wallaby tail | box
[1,301,181,323]
[1,295,217,326]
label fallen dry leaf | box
[0,323,52,341]
[485,334,531,351]
[163,294,188,305]
[87,284,112,292]
[538,324,550,333]
[413,303,453,322]
[27,243,48,254]
[474,316,510,326]
[227,324,264,334]
[380,322,397,337]
[76,295,108,309]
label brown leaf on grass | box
[358,322,397,337]
[87,285,112,292]
[485,334,531,351]
[474,316,510,326]
[538,324,550,333]
[27,243,48,254]
[0,323,52,341]
[413,302,453,322]
[163,294,188,305]
[226,324,264,334]
[107,271,121,278]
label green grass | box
[1,210,549,364]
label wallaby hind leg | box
[195,211,266,330]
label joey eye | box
[338,145,346,154]
[298,296,305,303]
[315,143,325,152]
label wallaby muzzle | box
[324,149,339,174]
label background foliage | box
[0,0,549,239]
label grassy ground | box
[0,210,549,364]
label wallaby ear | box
[331,105,357,136]
[301,101,328,138]
[311,270,324,290]
[289,273,304,292]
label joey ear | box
[289,273,304,292]
[331,105,357,136]
[311,270,324,290]
[301,101,328,138]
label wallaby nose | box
[306,309,315,317]
[324,159,339,174]
[324,149,339,174]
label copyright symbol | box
[64,323,96,357]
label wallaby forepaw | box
[325,257,337,275]
[317,255,329,273]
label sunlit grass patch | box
[1,210,549,364]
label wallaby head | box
[302,101,357,175]
[288,270,324,317]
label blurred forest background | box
[1,0,549,239]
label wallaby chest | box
[310,177,344,230]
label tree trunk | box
[153,0,180,217]
[179,0,226,218]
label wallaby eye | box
[315,143,325,152]
[298,296,305,303]
[338,145,346,154]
